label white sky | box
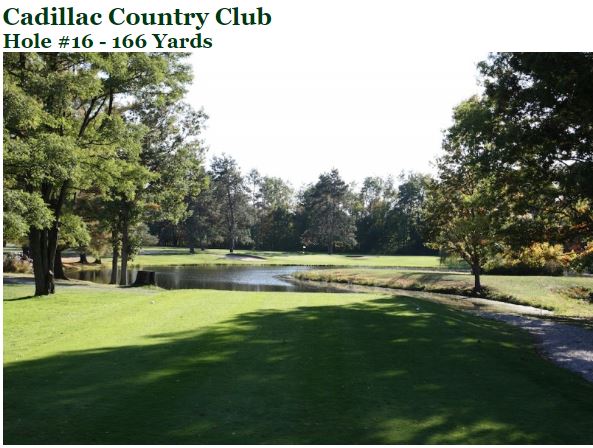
[181,0,593,188]
[6,0,592,189]
[185,2,487,187]
[187,49,485,188]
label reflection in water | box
[69,265,341,293]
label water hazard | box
[67,265,343,293]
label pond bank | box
[294,269,593,318]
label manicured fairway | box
[4,283,593,444]
[127,247,444,268]
[296,269,593,318]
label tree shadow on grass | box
[4,295,593,444]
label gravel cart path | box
[472,312,593,383]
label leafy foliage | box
[211,155,251,252]
[478,52,593,254]
[301,169,357,254]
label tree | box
[246,169,263,249]
[183,179,224,253]
[259,176,293,211]
[261,207,299,251]
[249,175,294,250]
[54,213,90,280]
[301,169,356,254]
[425,97,509,293]
[257,177,295,251]
[3,189,53,245]
[211,155,251,252]
[478,52,593,247]
[4,53,162,295]
[387,173,433,254]
[426,175,506,293]
[111,99,207,285]
[355,176,396,253]
[70,191,112,265]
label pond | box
[67,265,343,293]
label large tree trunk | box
[30,228,51,295]
[227,190,236,253]
[79,252,89,264]
[472,263,482,294]
[46,224,59,291]
[119,217,130,286]
[110,228,119,284]
[54,248,69,280]
[110,242,119,285]
[30,228,57,295]
[228,221,236,253]
[29,183,68,296]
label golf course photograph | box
[3,27,593,447]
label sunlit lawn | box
[4,283,593,443]
[126,247,445,268]
[295,269,593,318]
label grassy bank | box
[4,283,593,443]
[294,269,593,318]
[125,247,444,268]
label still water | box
[68,265,342,293]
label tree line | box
[4,52,593,296]
[152,163,432,257]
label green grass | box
[124,247,444,268]
[295,269,593,318]
[4,283,593,443]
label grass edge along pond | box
[294,269,593,318]
[4,283,593,444]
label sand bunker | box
[224,253,267,261]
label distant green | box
[126,247,444,268]
[4,283,593,444]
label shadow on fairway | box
[4,296,593,444]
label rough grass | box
[122,247,445,268]
[4,283,593,444]
[294,269,593,318]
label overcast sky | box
[182,0,593,188]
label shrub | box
[3,252,32,273]
[484,242,569,276]
[570,242,593,274]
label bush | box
[570,242,593,274]
[485,243,569,276]
[3,252,32,273]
